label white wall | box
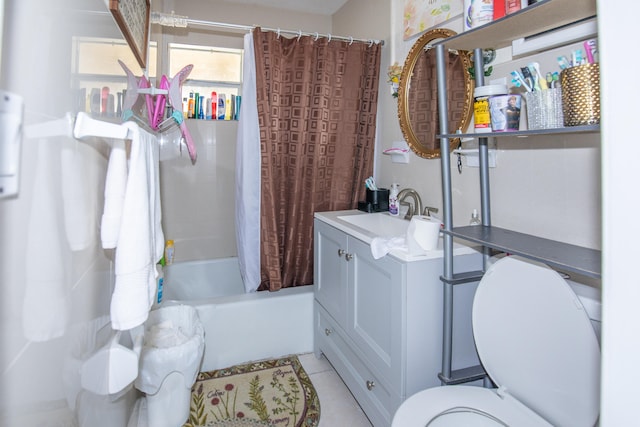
[0,0,126,424]
[599,0,640,424]
[351,0,602,251]
[160,120,240,261]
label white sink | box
[316,210,479,262]
[337,212,409,238]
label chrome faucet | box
[423,206,439,217]
[397,188,422,220]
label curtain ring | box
[349,36,354,45]
[314,32,320,41]
[368,39,374,47]
[327,34,332,43]
[277,28,281,38]
[297,30,302,41]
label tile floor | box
[298,352,373,427]
[6,352,372,426]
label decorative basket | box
[524,87,563,130]
[560,63,600,126]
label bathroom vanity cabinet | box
[313,211,481,427]
[435,0,600,385]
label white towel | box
[101,139,128,249]
[110,122,164,330]
[23,139,69,341]
[370,236,406,260]
[61,143,93,251]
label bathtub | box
[163,258,314,372]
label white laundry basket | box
[135,304,205,427]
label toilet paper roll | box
[407,216,441,255]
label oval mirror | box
[398,28,474,159]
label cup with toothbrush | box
[515,62,564,130]
[558,39,600,126]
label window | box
[71,38,243,120]
[72,37,157,116]
[168,43,243,119]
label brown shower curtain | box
[253,28,381,291]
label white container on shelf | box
[473,85,507,133]
[464,0,494,31]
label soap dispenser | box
[389,183,400,216]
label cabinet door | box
[347,237,404,390]
[314,220,349,326]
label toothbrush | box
[527,62,547,90]
[510,70,532,92]
[365,176,377,190]
[520,67,535,91]
[584,39,597,63]
[557,56,571,70]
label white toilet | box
[393,255,601,427]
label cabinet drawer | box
[316,302,401,427]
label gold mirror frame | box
[398,28,474,159]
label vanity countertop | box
[315,210,479,263]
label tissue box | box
[358,188,389,212]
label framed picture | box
[109,0,150,69]
[403,0,463,40]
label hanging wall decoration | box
[109,0,151,68]
[403,0,463,40]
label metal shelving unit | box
[439,124,599,140]
[435,0,600,385]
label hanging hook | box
[297,30,302,41]
[277,28,281,38]
[349,36,354,45]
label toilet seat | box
[393,385,551,427]
[473,256,600,427]
[392,256,600,427]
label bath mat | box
[183,355,320,427]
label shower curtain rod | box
[150,11,384,46]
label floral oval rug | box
[183,355,320,427]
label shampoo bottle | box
[211,92,218,120]
[165,240,175,265]
[389,183,400,216]
[153,263,164,309]
[198,95,205,119]
[218,94,226,120]
[188,92,195,118]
